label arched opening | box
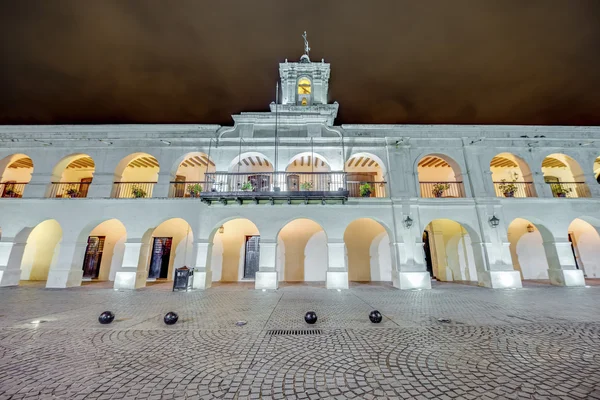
[277,219,327,283]
[0,154,34,198]
[76,219,127,282]
[285,153,337,192]
[344,219,392,283]
[417,154,465,198]
[112,153,159,198]
[19,220,62,283]
[541,153,590,198]
[49,154,95,198]
[209,218,260,282]
[593,156,600,184]
[507,218,556,280]
[346,153,387,198]
[141,218,193,284]
[170,152,216,197]
[490,153,536,197]
[223,152,274,192]
[423,219,481,283]
[297,77,312,106]
[567,218,600,279]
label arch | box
[170,152,216,197]
[346,153,387,198]
[0,153,34,198]
[73,219,127,282]
[489,152,536,197]
[593,156,600,183]
[422,219,482,283]
[209,218,260,282]
[228,152,274,173]
[417,154,465,198]
[286,152,331,172]
[344,218,392,283]
[277,218,327,282]
[113,152,160,198]
[567,218,600,279]
[507,218,557,280]
[18,219,63,282]
[49,153,95,198]
[541,153,590,198]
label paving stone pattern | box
[0,282,599,399]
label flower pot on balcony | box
[434,191,443,198]
[503,191,514,198]
[361,191,371,197]
[557,193,566,198]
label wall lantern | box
[526,224,535,233]
[403,216,413,229]
[218,225,225,234]
[489,215,500,228]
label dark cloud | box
[0,0,599,125]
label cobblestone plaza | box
[0,282,599,399]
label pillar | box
[192,240,212,289]
[46,240,87,288]
[113,239,150,289]
[22,172,53,198]
[532,170,553,198]
[476,240,522,289]
[392,240,432,290]
[0,240,23,286]
[545,239,586,287]
[581,173,598,197]
[152,171,172,198]
[326,240,348,289]
[255,239,278,290]
[86,172,114,198]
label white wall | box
[369,232,392,281]
[569,219,600,278]
[304,231,327,281]
[508,219,550,280]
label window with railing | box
[112,182,156,198]
[49,181,92,198]
[493,182,535,198]
[419,182,465,198]
[546,182,590,198]
[0,182,27,198]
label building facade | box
[1,54,599,291]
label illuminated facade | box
[1,53,600,291]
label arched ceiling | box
[418,156,450,168]
[346,155,380,169]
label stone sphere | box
[164,312,179,325]
[369,310,383,324]
[98,311,115,324]
[304,311,318,324]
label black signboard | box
[173,266,193,292]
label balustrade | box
[112,182,156,198]
[347,181,387,198]
[419,181,465,198]
[546,182,590,198]
[49,182,92,198]
[0,182,27,198]
[493,182,535,198]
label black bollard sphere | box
[369,310,383,324]
[98,311,115,324]
[164,311,179,325]
[304,311,318,325]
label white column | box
[581,173,598,197]
[46,241,87,288]
[86,172,114,198]
[152,171,171,198]
[255,239,278,290]
[545,240,586,287]
[113,240,149,290]
[393,239,432,290]
[476,239,522,289]
[22,172,52,198]
[532,171,553,198]
[192,240,212,289]
[0,241,22,286]
[326,240,348,289]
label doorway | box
[244,235,260,279]
[82,236,105,279]
[148,237,173,279]
[423,231,433,277]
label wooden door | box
[244,235,260,279]
[82,236,105,279]
[148,237,173,279]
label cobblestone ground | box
[0,282,599,399]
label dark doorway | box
[244,235,260,279]
[79,177,93,198]
[82,236,105,279]
[287,175,300,191]
[148,237,173,279]
[423,231,434,277]
[568,233,580,270]
[248,174,271,192]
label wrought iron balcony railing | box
[49,182,92,198]
[347,180,387,198]
[169,181,209,198]
[203,172,347,193]
[419,181,466,198]
[112,182,156,198]
[0,182,27,198]
[547,182,591,198]
[493,182,535,198]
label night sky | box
[1,1,600,126]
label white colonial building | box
[1,52,599,291]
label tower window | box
[298,78,311,95]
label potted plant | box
[187,183,202,197]
[498,172,519,197]
[66,188,79,198]
[4,188,16,198]
[300,181,313,191]
[359,183,372,197]
[240,181,253,191]
[432,183,450,198]
[131,185,147,198]
[553,184,572,198]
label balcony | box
[493,182,535,198]
[112,182,156,198]
[49,182,92,198]
[170,181,208,198]
[347,180,387,198]
[547,182,591,198]
[420,181,465,198]
[0,182,27,198]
